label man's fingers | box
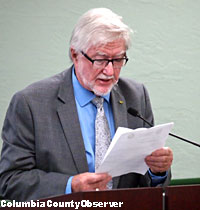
[150,147,173,157]
[146,160,169,168]
[146,155,172,163]
[72,172,112,192]
[87,173,112,184]
[145,147,173,173]
[145,147,173,163]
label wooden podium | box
[42,185,200,209]
[40,187,163,210]
[165,184,200,210]
[2,185,200,209]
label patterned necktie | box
[92,96,112,189]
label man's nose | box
[103,61,114,75]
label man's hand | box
[71,172,112,192]
[145,147,173,174]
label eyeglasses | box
[81,51,128,70]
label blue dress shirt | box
[65,67,167,193]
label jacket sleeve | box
[0,92,69,201]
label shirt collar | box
[72,66,110,107]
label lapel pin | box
[118,100,124,104]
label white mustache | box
[96,75,114,80]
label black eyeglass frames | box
[81,51,128,70]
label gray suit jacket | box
[0,66,171,201]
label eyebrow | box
[95,51,126,58]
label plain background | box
[0,0,199,179]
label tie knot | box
[92,97,104,109]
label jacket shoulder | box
[12,68,71,102]
[117,77,146,96]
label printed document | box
[96,122,174,177]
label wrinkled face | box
[71,39,126,96]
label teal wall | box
[0,0,199,179]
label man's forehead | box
[87,40,126,56]
[95,50,126,57]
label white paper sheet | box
[96,122,174,177]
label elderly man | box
[0,8,173,201]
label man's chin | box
[92,86,113,96]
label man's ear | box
[70,48,78,63]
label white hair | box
[69,8,133,60]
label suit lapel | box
[110,84,128,188]
[57,67,88,173]
[111,84,128,129]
